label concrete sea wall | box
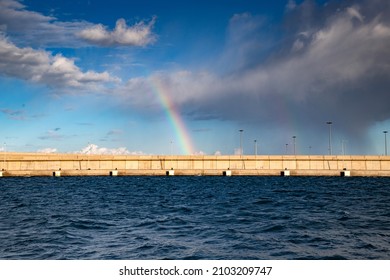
[1,153,390,176]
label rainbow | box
[150,77,195,155]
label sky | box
[0,0,390,155]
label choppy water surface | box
[0,176,389,259]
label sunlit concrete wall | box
[1,153,390,173]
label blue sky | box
[1,0,390,155]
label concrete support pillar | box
[281,169,290,176]
[223,170,232,176]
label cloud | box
[192,150,206,155]
[100,129,124,142]
[78,17,156,47]
[1,108,47,121]
[1,108,26,120]
[286,0,297,11]
[115,1,390,152]
[0,35,119,89]
[218,12,268,73]
[38,129,66,141]
[106,129,123,136]
[37,148,58,153]
[78,143,144,155]
[0,0,55,33]
[0,0,157,48]
[0,0,81,47]
[117,70,222,118]
[77,122,94,126]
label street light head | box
[326,121,332,125]
[384,131,388,134]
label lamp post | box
[3,142,6,170]
[239,129,243,156]
[87,142,90,170]
[254,140,258,156]
[341,139,347,155]
[326,121,333,155]
[384,131,388,156]
[292,136,297,155]
[170,140,174,169]
[254,139,258,170]
[285,143,288,155]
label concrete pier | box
[0,153,389,177]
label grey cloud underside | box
[121,1,390,148]
[0,0,156,48]
[0,0,154,90]
[0,35,118,89]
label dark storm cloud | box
[119,0,390,152]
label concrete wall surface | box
[1,153,390,176]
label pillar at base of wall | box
[223,170,232,176]
[110,170,118,176]
[341,170,351,177]
[166,170,175,176]
[281,169,290,176]
[53,171,61,177]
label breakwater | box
[1,153,390,176]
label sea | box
[0,176,389,260]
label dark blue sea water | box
[0,176,389,260]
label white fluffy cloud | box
[0,35,119,89]
[78,17,156,47]
[78,143,144,155]
[37,148,58,153]
[0,0,151,91]
[0,0,157,48]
